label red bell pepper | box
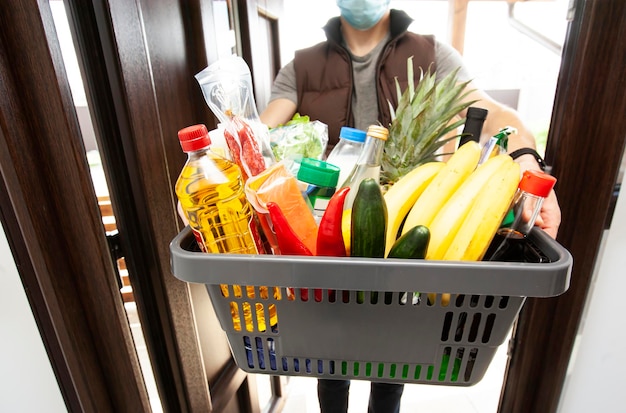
[315,187,350,302]
[266,202,312,301]
[316,187,349,257]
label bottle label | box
[191,228,208,253]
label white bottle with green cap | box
[297,158,340,223]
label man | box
[260,1,560,411]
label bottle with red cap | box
[175,124,264,255]
[485,169,557,262]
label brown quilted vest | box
[294,9,436,149]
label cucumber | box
[388,225,430,259]
[351,178,387,258]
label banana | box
[383,162,444,256]
[443,160,521,261]
[426,154,513,260]
[401,141,482,236]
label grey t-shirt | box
[269,39,472,130]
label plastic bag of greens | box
[269,113,328,163]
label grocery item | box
[401,141,481,236]
[174,124,276,331]
[350,178,387,304]
[326,126,367,187]
[195,55,275,180]
[442,160,521,261]
[478,126,515,165]
[383,161,444,256]
[387,225,430,260]
[245,161,318,254]
[316,187,350,258]
[381,57,474,185]
[269,113,328,162]
[341,125,388,210]
[426,154,513,260]
[485,169,557,262]
[297,158,340,222]
[458,106,488,148]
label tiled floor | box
[278,338,510,413]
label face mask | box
[336,0,391,31]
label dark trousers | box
[317,379,404,413]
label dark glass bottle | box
[485,170,557,263]
[458,107,488,148]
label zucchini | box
[351,178,387,258]
[387,225,430,259]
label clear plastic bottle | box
[485,169,557,262]
[326,126,367,188]
[175,124,277,332]
[340,125,389,210]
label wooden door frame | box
[0,1,150,411]
[499,0,626,411]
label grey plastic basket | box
[170,227,571,386]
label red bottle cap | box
[519,170,557,198]
[178,124,211,152]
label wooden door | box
[499,0,626,411]
[1,0,280,412]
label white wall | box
[0,227,67,413]
[557,179,626,411]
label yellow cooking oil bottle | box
[175,124,278,332]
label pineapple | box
[380,57,477,186]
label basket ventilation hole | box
[254,337,265,369]
[328,290,336,303]
[354,362,360,376]
[455,294,465,307]
[402,364,410,379]
[220,284,229,298]
[452,348,464,382]
[414,365,422,380]
[243,336,253,368]
[329,360,335,375]
[233,284,243,298]
[314,289,323,302]
[242,302,253,332]
[246,285,256,299]
[482,314,496,343]
[230,302,241,332]
[267,338,277,371]
[305,359,312,373]
[455,312,468,342]
[300,288,309,302]
[293,358,300,372]
[365,362,372,377]
[256,304,266,332]
[499,296,510,309]
[389,364,397,378]
[384,292,393,305]
[465,348,478,381]
[484,295,494,308]
[469,313,482,342]
[441,312,453,341]
[470,295,480,307]
[377,363,384,378]
[370,292,379,304]
[287,287,296,301]
[281,357,288,372]
[342,290,350,303]
[318,360,324,374]
[342,361,347,375]
[439,347,452,381]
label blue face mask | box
[336,0,391,31]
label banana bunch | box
[384,141,520,262]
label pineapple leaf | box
[381,61,477,185]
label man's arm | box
[460,84,561,238]
[260,98,297,128]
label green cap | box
[297,158,340,188]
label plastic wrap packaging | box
[195,56,275,180]
[269,114,328,163]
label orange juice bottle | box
[245,161,318,254]
[175,124,277,331]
